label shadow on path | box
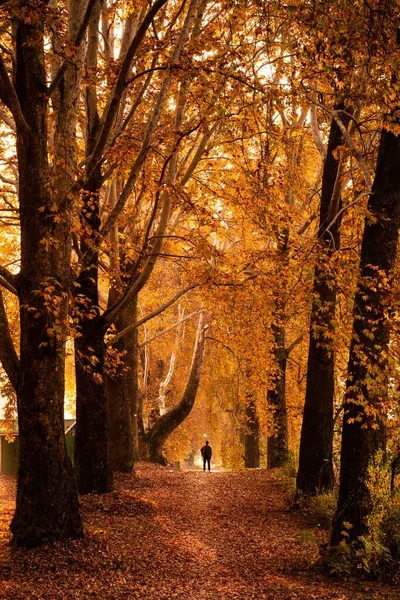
[0,465,398,599]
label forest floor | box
[0,464,399,600]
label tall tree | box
[296,104,350,495]
[71,0,181,493]
[331,118,400,543]
[244,392,260,468]
[0,0,88,545]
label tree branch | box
[0,265,18,293]
[0,287,20,391]
[84,0,169,179]
[0,53,30,136]
[309,93,326,159]
[0,107,15,131]
[47,0,98,98]
[322,192,372,238]
[328,108,372,190]
[108,283,197,335]
[146,311,208,442]
[139,309,201,348]
[285,334,304,357]
[0,275,17,296]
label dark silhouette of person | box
[201,440,212,471]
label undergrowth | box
[274,453,400,582]
[326,452,400,583]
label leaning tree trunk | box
[9,4,82,546]
[144,313,208,464]
[296,104,350,496]
[331,122,400,544]
[244,393,260,468]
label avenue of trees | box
[0,0,400,567]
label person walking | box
[201,440,212,471]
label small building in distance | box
[0,419,76,475]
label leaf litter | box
[0,465,398,599]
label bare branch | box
[0,107,15,131]
[98,0,197,241]
[139,310,201,348]
[47,0,98,98]
[181,122,219,186]
[84,0,169,179]
[309,91,326,160]
[285,334,304,356]
[0,53,30,136]
[0,287,20,391]
[328,108,372,189]
[108,283,197,335]
[0,275,17,296]
[322,192,372,237]
[0,265,18,292]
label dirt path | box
[0,465,398,599]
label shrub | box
[301,491,337,530]
[326,450,398,582]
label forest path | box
[0,465,398,599]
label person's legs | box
[203,459,206,471]
[207,458,211,471]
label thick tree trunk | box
[244,394,260,468]
[296,105,349,496]
[74,173,113,493]
[267,322,289,468]
[10,5,82,545]
[74,317,112,494]
[331,123,400,544]
[144,313,207,464]
[73,0,112,494]
[106,294,139,471]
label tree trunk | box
[74,169,113,493]
[244,394,260,468]
[296,104,349,496]
[267,322,289,468]
[144,313,208,464]
[331,122,400,544]
[9,4,82,545]
[73,0,113,494]
[74,316,113,494]
[106,294,139,471]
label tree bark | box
[73,0,113,494]
[74,316,112,493]
[331,122,400,544]
[74,0,193,487]
[74,164,113,494]
[267,321,289,468]
[106,294,139,472]
[7,2,82,546]
[244,394,260,468]
[296,104,349,496]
